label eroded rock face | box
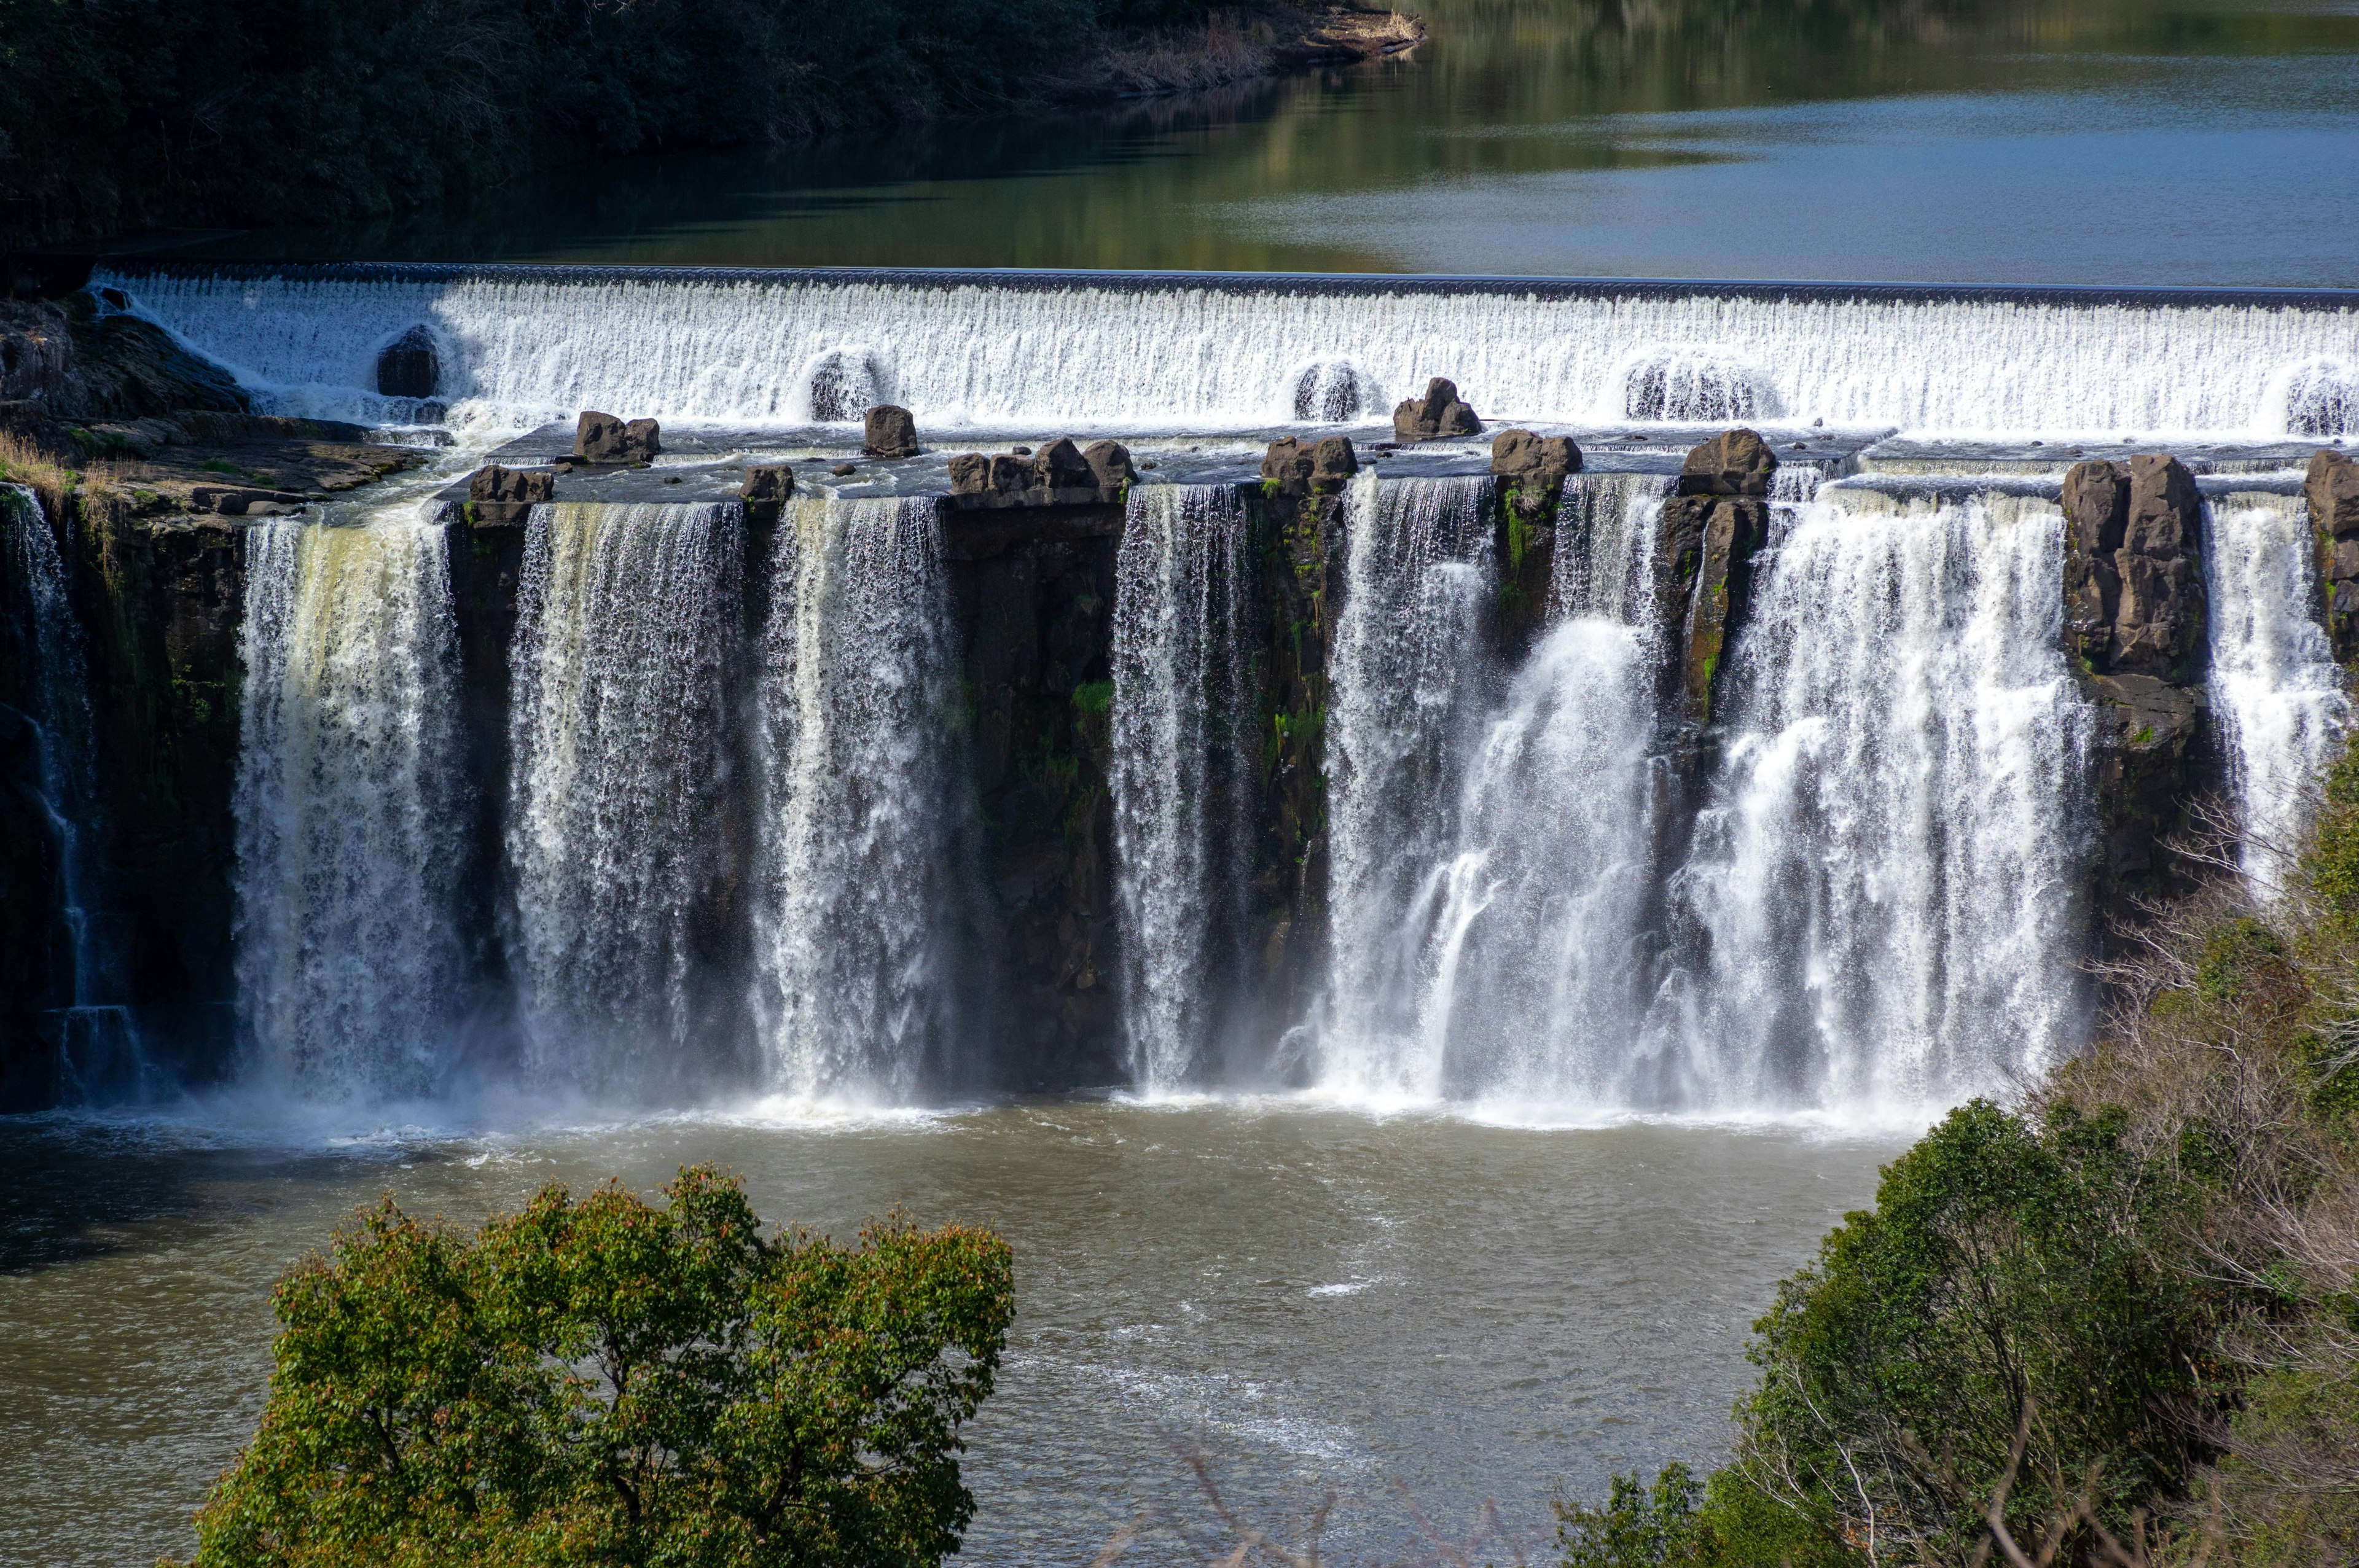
[377,326,439,399]
[952,439,1136,508]
[1490,430,1581,513]
[467,464,555,525]
[863,404,920,458]
[1391,377,1481,442]
[574,411,661,464]
[0,299,72,402]
[1082,440,1136,497]
[2062,454,2204,679]
[2309,448,2359,661]
[2083,672,2208,892]
[0,706,65,1110]
[739,464,794,527]
[1260,435,1358,498]
[1656,427,1777,724]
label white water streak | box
[1111,485,1254,1092]
[233,517,469,1098]
[507,502,741,1092]
[109,268,2359,437]
[1666,490,2093,1111]
[751,496,964,1103]
[1320,475,1495,1099]
[2207,493,2349,895]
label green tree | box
[176,1165,1014,1568]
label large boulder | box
[946,439,1105,508]
[2063,455,2204,679]
[1082,440,1137,500]
[574,411,660,464]
[376,326,439,399]
[1391,377,1481,442]
[739,464,793,526]
[467,464,555,525]
[863,404,920,459]
[1261,435,1358,499]
[1675,427,1776,498]
[2309,448,2359,662]
[1491,429,1581,518]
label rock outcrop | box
[1260,434,1358,497]
[863,404,920,459]
[1657,429,1776,724]
[376,326,440,399]
[2062,454,2205,679]
[1490,430,1583,659]
[467,464,555,525]
[1391,377,1481,442]
[574,411,660,465]
[738,464,794,528]
[0,704,65,1110]
[2309,448,2359,663]
[0,299,72,402]
[948,438,1119,508]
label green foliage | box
[1731,1100,2224,1559]
[1070,679,1113,717]
[177,1166,1014,1568]
[0,0,1230,248]
[1558,1464,1705,1567]
[2305,740,2359,928]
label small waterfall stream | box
[507,501,744,1093]
[1319,474,1496,1099]
[233,514,470,1098]
[1663,490,2094,1110]
[1,485,143,1098]
[2205,491,2350,894]
[1109,485,1254,1094]
[749,495,966,1103]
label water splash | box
[750,496,966,1103]
[507,501,744,1094]
[234,515,471,1098]
[1663,489,2094,1112]
[2206,492,2350,894]
[1111,485,1255,1092]
[1319,475,1495,1099]
[1550,471,1674,621]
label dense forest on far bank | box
[0,0,1416,253]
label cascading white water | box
[2205,491,2350,894]
[233,516,470,1098]
[507,501,743,1094]
[1549,472,1675,621]
[1663,488,2094,1112]
[105,266,2359,438]
[1110,485,1254,1093]
[1318,475,1496,1099]
[749,495,966,1103]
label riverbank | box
[0,2,1423,259]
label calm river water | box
[176,0,2359,284]
[0,1102,1898,1565]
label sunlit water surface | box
[0,1099,1898,1565]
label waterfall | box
[1,485,144,1099]
[1319,475,1495,1099]
[507,501,743,1094]
[2206,491,2350,894]
[233,515,470,1098]
[105,264,2359,438]
[1110,485,1254,1093]
[1663,489,2094,1112]
[749,495,966,1103]
[1551,472,1675,621]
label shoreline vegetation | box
[0,2,1423,256]
[1547,770,2359,1566]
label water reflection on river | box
[0,1100,1896,1565]
[177,0,2359,283]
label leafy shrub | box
[175,1165,1014,1568]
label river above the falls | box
[154,0,2359,284]
[0,1101,1897,1566]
